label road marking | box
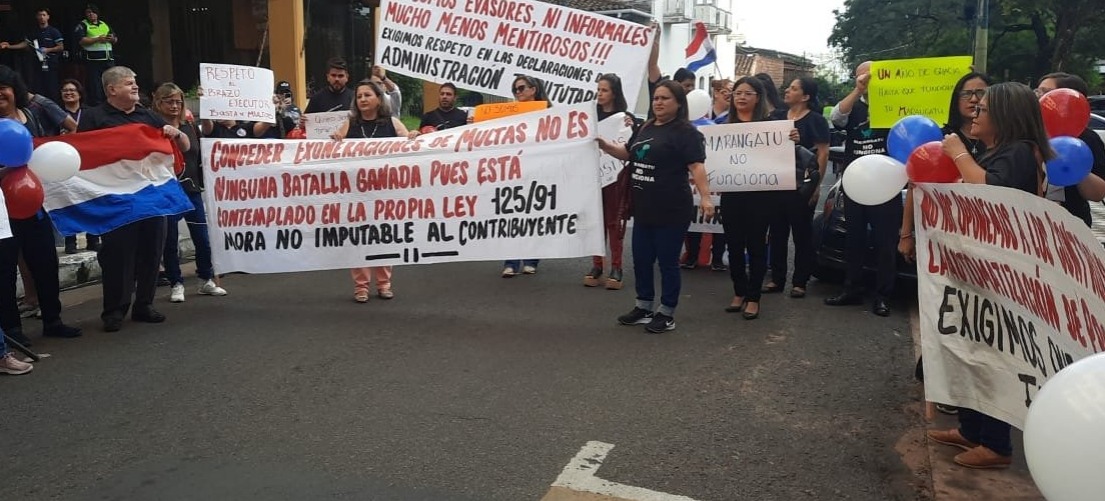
[543,441,699,501]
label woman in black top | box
[332,80,416,303]
[598,80,713,333]
[763,77,829,298]
[0,64,81,349]
[1034,72,1105,227]
[584,73,634,289]
[930,82,1055,470]
[501,75,550,278]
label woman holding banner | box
[584,73,637,290]
[502,75,551,278]
[598,80,713,333]
[332,80,417,303]
[928,82,1055,469]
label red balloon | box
[906,141,960,183]
[285,127,306,139]
[1039,88,1090,138]
[1,167,45,219]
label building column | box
[149,0,173,85]
[268,0,306,108]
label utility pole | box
[972,0,989,73]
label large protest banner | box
[200,103,604,274]
[701,121,795,192]
[199,63,276,123]
[596,114,633,188]
[915,184,1105,429]
[869,56,972,129]
[374,0,653,105]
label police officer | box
[74,4,116,106]
[824,61,901,317]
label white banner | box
[702,121,795,192]
[0,188,10,240]
[199,63,276,123]
[689,191,722,234]
[200,103,604,273]
[915,183,1105,429]
[596,114,632,188]
[304,111,349,139]
[375,0,653,105]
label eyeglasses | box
[959,89,986,100]
[1034,87,1055,97]
[160,99,183,106]
[972,106,989,117]
[732,91,758,97]
[512,85,531,95]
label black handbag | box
[795,145,821,199]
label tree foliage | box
[829,0,1105,89]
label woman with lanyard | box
[598,80,713,333]
[584,73,637,290]
[763,77,828,299]
[331,80,418,303]
[501,75,550,278]
[719,76,781,319]
[0,65,82,353]
[1034,72,1105,227]
[927,82,1054,470]
[152,82,227,304]
[59,78,100,254]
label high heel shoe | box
[742,301,760,320]
[724,297,744,313]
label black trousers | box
[722,192,776,302]
[842,192,903,299]
[769,191,816,288]
[84,59,114,106]
[684,232,725,265]
[0,216,63,334]
[99,216,167,321]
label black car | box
[811,178,916,282]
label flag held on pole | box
[684,21,716,73]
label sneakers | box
[377,289,394,300]
[501,266,516,278]
[353,290,369,303]
[605,268,623,290]
[710,263,728,271]
[583,266,603,287]
[617,307,654,325]
[169,283,185,303]
[18,302,39,319]
[0,352,32,375]
[954,446,1013,469]
[522,265,537,275]
[198,279,227,296]
[645,313,676,333]
[927,428,979,451]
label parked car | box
[812,178,916,283]
[1088,95,1105,114]
[1090,113,1105,143]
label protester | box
[60,78,101,253]
[681,75,726,272]
[266,80,302,139]
[710,78,731,123]
[584,73,636,290]
[26,91,75,136]
[152,82,226,303]
[78,66,190,332]
[27,8,64,103]
[0,65,82,346]
[825,61,898,317]
[928,82,1055,469]
[0,326,33,375]
[419,82,467,131]
[304,57,352,113]
[764,77,828,298]
[501,74,549,278]
[754,73,785,114]
[369,65,402,116]
[74,4,116,106]
[672,68,695,94]
[331,80,417,302]
[721,76,779,319]
[598,80,712,333]
[1033,72,1105,226]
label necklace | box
[358,121,380,138]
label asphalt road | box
[4,249,926,501]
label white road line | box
[552,441,700,501]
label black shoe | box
[618,307,653,326]
[132,307,166,323]
[710,263,728,271]
[873,299,891,317]
[679,262,696,270]
[157,275,171,287]
[5,328,32,347]
[86,242,101,252]
[645,313,675,333]
[64,243,78,254]
[742,301,760,320]
[43,322,83,338]
[103,317,123,332]
[824,291,864,306]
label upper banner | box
[869,56,972,129]
[915,183,1105,430]
[200,103,605,274]
[375,0,653,105]
[199,63,276,124]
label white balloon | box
[686,89,711,120]
[1025,353,1105,501]
[841,154,908,206]
[28,141,81,183]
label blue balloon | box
[0,118,33,167]
[887,115,944,164]
[1047,136,1093,187]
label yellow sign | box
[869,56,973,129]
[473,101,548,122]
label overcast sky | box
[733,0,846,57]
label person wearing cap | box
[419,82,466,132]
[272,80,301,138]
[304,57,353,114]
[74,4,116,106]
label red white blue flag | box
[684,21,716,73]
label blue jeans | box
[632,222,689,316]
[503,259,539,270]
[958,408,1013,456]
[0,325,6,354]
[164,191,214,284]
